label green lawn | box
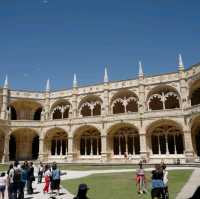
[0,164,9,172]
[62,170,192,199]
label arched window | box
[34,107,42,120]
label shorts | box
[0,186,6,192]
[151,188,164,199]
[51,179,60,190]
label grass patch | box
[62,170,192,199]
[0,164,9,172]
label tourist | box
[51,162,61,195]
[27,162,34,194]
[73,183,89,199]
[151,164,164,199]
[136,162,146,194]
[0,172,7,199]
[8,161,21,199]
[43,164,51,193]
[7,164,13,199]
[162,164,169,199]
[19,164,28,199]
[38,162,44,183]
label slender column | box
[132,136,135,155]
[158,135,161,154]
[90,138,93,155]
[97,138,99,155]
[84,137,87,155]
[165,134,169,154]
[55,140,58,155]
[125,135,128,153]
[61,140,63,156]
[119,136,121,155]
[174,135,177,154]
[162,92,165,110]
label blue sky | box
[0,0,200,91]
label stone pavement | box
[176,168,200,199]
[4,167,199,199]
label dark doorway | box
[32,136,39,159]
[9,135,16,160]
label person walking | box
[136,162,147,194]
[51,162,61,195]
[7,164,13,199]
[26,162,34,194]
[19,165,27,199]
[37,162,44,184]
[151,164,165,199]
[43,164,51,194]
[162,164,169,199]
[0,172,7,199]
[73,184,90,199]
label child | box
[0,172,7,199]
[136,162,146,194]
[43,164,51,193]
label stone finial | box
[46,78,50,92]
[178,54,184,71]
[138,61,144,77]
[73,73,78,88]
[3,75,8,89]
[104,67,109,83]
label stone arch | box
[147,85,180,111]
[146,119,184,155]
[107,123,140,157]
[189,79,200,106]
[44,127,68,158]
[50,99,71,120]
[191,115,200,157]
[78,95,102,117]
[9,100,43,120]
[9,128,39,160]
[111,89,138,114]
[73,125,101,158]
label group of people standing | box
[6,161,35,199]
[136,162,169,199]
[37,162,61,195]
[0,160,62,199]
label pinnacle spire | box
[138,61,144,77]
[178,54,184,71]
[73,73,78,88]
[104,67,109,83]
[4,75,8,89]
[46,78,50,92]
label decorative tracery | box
[80,101,102,117]
[52,104,71,120]
[112,96,138,114]
[147,89,180,111]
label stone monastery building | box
[0,55,200,164]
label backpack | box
[13,168,21,183]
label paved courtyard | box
[4,167,200,199]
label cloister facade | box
[1,57,200,163]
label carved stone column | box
[67,136,73,161]
[38,138,44,161]
[2,135,9,163]
[139,132,148,160]
[101,135,107,161]
[184,130,194,162]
